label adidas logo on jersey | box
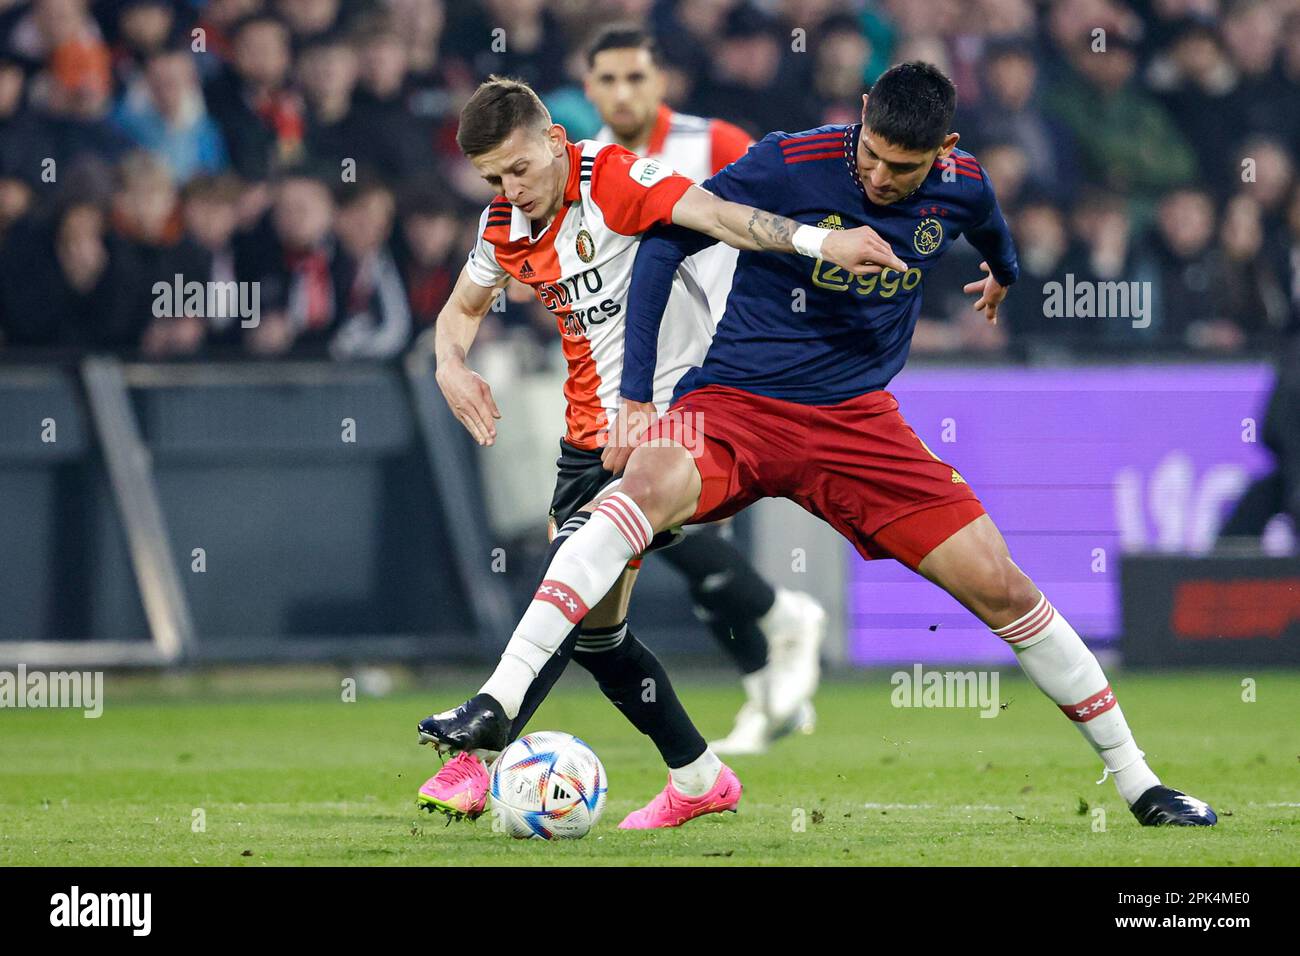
[519,260,535,279]
[817,214,845,230]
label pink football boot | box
[618,764,743,829]
[417,752,490,820]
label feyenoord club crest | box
[575,229,595,263]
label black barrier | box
[1121,554,1300,666]
[0,361,499,663]
[0,367,145,648]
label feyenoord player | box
[585,24,825,755]
[416,76,904,827]
[420,63,1217,828]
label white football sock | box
[741,668,769,709]
[669,748,722,797]
[477,493,653,718]
[993,594,1161,805]
[477,655,536,721]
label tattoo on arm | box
[744,209,796,250]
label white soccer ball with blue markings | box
[489,731,608,840]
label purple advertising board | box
[846,363,1284,665]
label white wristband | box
[792,224,830,260]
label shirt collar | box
[847,123,867,199]
[510,140,583,242]
[646,104,673,155]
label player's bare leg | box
[584,563,637,629]
[911,513,1216,826]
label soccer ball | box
[489,731,608,839]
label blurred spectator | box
[693,6,810,135]
[348,19,436,185]
[1233,136,1295,234]
[0,174,32,240]
[1215,193,1290,347]
[979,140,1032,210]
[180,172,245,350]
[111,150,209,357]
[1044,20,1197,201]
[275,0,343,41]
[22,0,132,188]
[1138,186,1242,351]
[192,0,263,72]
[1147,21,1241,187]
[1142,0,1222,49]
[298,30,362,172]
[330,181,410,359]
[112,47,229,183]
[399,188,463,333]
[1001,195,1091,349]
[388,0,473,137]
[1220,0,1296,148]
[8,0,104,61]
[0,49,49,186]
[446,0,569,94]
[0,198,139,349]
[108,0,185,91]
[203,12,304,181]
[1068,188,1143,350]
[978,0,1037,41]
[808,13,874,127]
[239,168,338,356]
[964,41,1081,201]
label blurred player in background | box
[1216,334,1300,549]
[417,76,901,827]
[585,24,825,756]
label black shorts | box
[547,439,619,537]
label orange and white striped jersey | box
[596,105,752,326]
[465,139,715,451]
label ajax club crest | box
[913,217,943,256]
[576,228,595,263]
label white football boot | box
[761,589,826,726]
[709,670,773,756]
[769,699,817,744]
[711,590,826,755]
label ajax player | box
[420,63,1217,828]
[586,24,825,755]
[416,76,904,827]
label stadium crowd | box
[0,0,1296,362]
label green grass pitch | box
[2,669,1296,866]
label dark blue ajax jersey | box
[622,124,1019,406]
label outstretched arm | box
[670,184,906,275]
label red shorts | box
[639,384,986,571]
